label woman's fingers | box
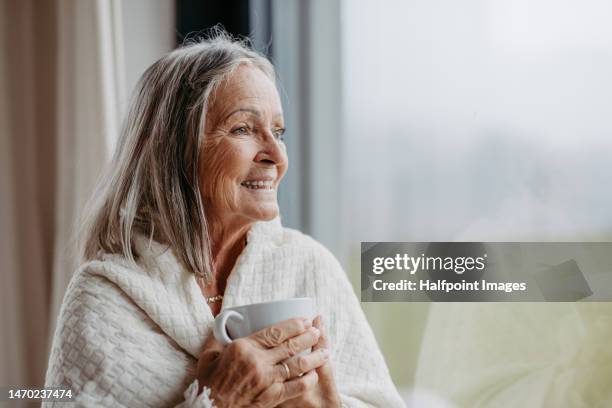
[250,317,312,348]
[281,370,319,400]
[312,315,330,350]
[276,348,330,380]
[254,370,319,407]
[199,329,224,361]
[197,318,324,407]
[311,315,336,378]
[202,328,225,351]
[270,326,321,362]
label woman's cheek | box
[278,146,289,181]
[218,178,238,211]
[205,142,242,211]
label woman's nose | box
[254,131,287,166]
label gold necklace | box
[205,294,223,303]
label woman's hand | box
[196,318,330,408]
[276,315,342,408]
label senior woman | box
[45,34,404,408]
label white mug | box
[213,297,316,345]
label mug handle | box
[213,310,244,345]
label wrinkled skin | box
[275,316,342,408]
[196,317,340,407]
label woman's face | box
[200,65,288,226]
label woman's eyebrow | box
[223,108,260,122]
[222,108,283,122]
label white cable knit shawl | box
[44,218,404,407]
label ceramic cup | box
[213,297,316,345]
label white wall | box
[121,0,175,104]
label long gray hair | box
[80,31,275,283]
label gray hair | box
[80,31,276,283]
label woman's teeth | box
[241,180,274,190]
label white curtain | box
[0,0,124,394]
[50,0,125,333]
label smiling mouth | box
[240,180,275,190]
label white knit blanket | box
[44,218,405,407]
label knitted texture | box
[44,218,404,407]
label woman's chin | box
[248,205,279,222]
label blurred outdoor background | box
[1,0,612,406]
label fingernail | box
[321,348,330,359]
[302,318,312,329]
[310,327,320,336]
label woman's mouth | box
[240,180,275,190]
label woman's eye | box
[273,128,286,141]
[231,126,250,135]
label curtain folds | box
[0,0,124,395]
[50,0,125,336]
